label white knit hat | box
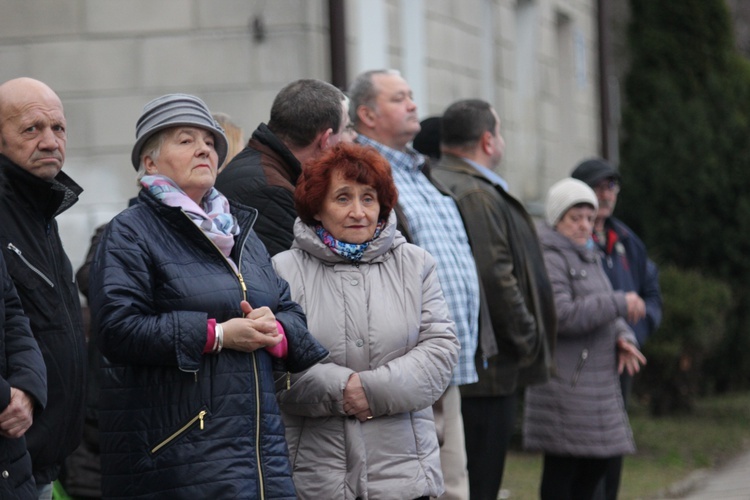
[545,177,599,227]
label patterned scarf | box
[314,220,386,262]
[141,175,240,263]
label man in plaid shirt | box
[349,69,487,500]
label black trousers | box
[461,393,517,500]
[593,371,634,500]
[541,454,615,500]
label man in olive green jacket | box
[432,99,557,500]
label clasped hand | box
[624,292,647,325]
[221,300,282,353]
[0,388,34,438]
[343,373,373,422]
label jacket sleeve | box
[636,259,662,345]
[544,248,628,338]
[358,252,459,416]
[275,359,355,418]
[90,219,208,372]
[456,188,540,366]
[2,256,47,410]
[75,223,107,300]
[614,317,639,347]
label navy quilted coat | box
[89,189,328,499]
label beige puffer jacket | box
[272,212,459,500]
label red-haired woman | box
[272,142,459,500]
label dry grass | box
[499,393,750,499]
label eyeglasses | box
[594,179,620,193]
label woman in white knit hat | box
[523,177,647,500]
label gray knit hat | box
[545,177,599,227]
[131,93,228,170]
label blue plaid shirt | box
[357,135,480,385]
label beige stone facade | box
[0,0,601,269]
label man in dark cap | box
[572,157,663,500]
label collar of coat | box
[0,153,82,220]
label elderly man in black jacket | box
[0,77,86,500]
[432,99,557,500]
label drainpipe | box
[597,0,611,161]
[329,0,348,90]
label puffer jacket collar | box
[0,153,82,220]
[538,223,598,264]
[290,211,403,265]
[251,123,302,185]
[136,188,258,264]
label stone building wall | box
[0,0,600,268]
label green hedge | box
[634,265,732,415]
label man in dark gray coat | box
[432,99,557,500]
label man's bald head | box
[0,78,67,180]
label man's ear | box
[357,105,376,129]
[319,128,334,150]
[480,131,494,156]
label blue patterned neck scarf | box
[314,220,386,261]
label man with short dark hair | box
[216,79,348,256]
[0,77,86,500]
[572,157,661,500]
[432,99,557,500]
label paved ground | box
[658,449,750,499]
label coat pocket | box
[570,348,589,387]
[149,406,209,455]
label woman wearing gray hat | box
[523,178,646,500]
[88,93,327,499]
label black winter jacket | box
[89,189,328,499]
[0,252,47,499]
[0,156,85,485]
[215,124,302,257]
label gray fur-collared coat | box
[523,224,637,458]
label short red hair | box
[295,143,398,225]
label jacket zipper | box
[253,353,265,499]
[571,349,589,387]
[150,409,207,454]
[6,243,55,287]
[178,210,265,497]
